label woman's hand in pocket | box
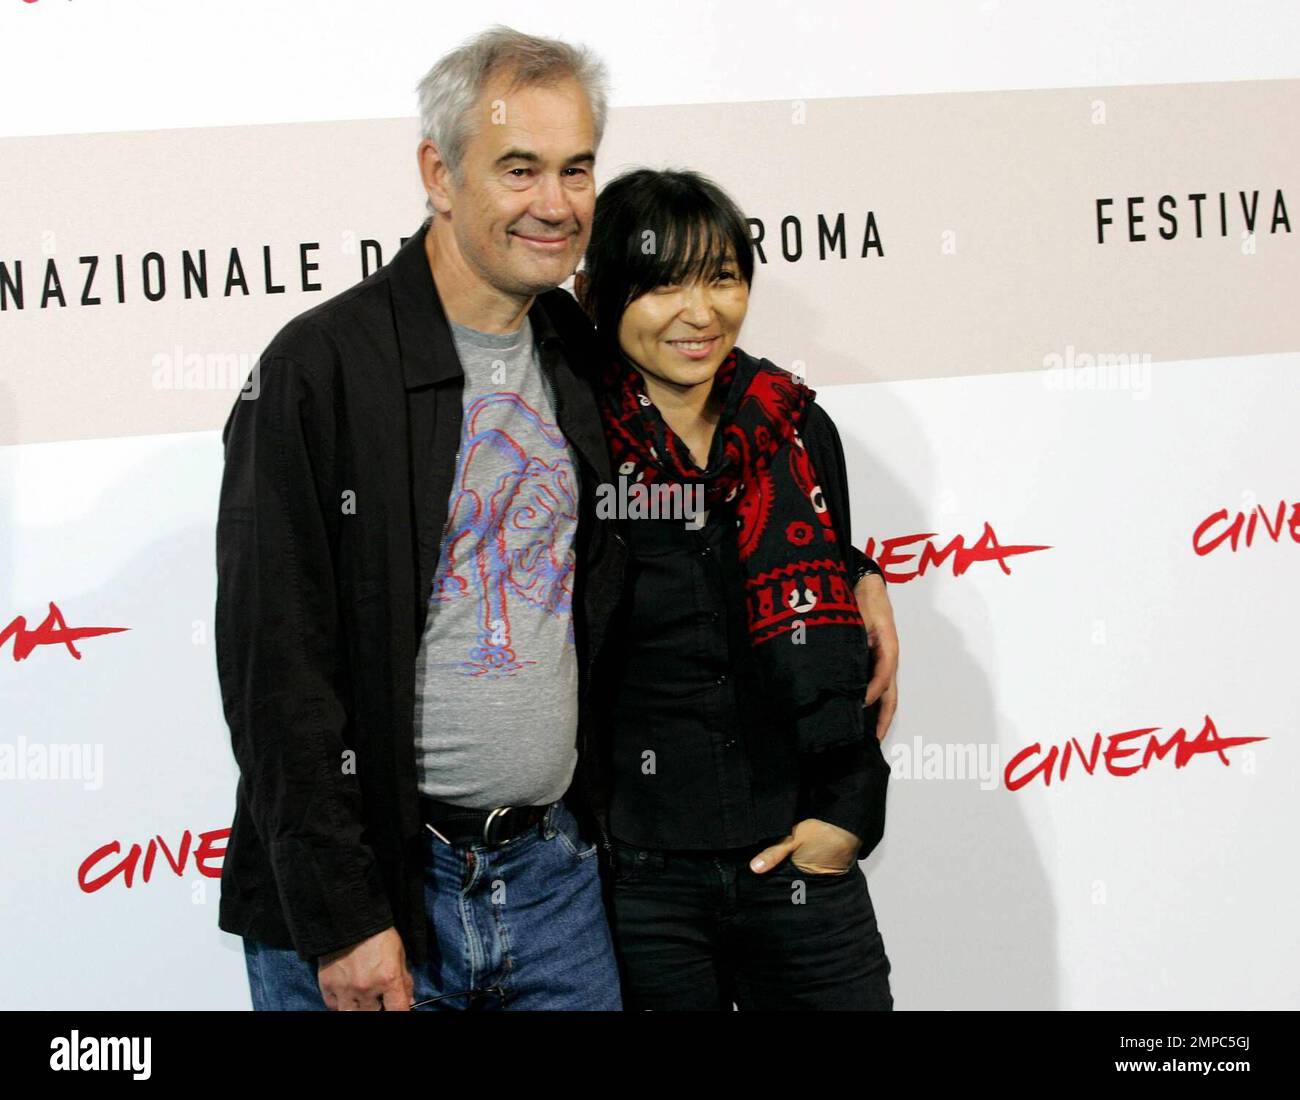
[749,818,861,876]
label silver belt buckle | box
[482,806,512,847]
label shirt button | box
[724,739,736,748]
[715,673,728,686]
[698,545,712,557]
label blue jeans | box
[242,799,622,1010]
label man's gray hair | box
[415,24,610,207]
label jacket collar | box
[386,218,565,390]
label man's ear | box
[573,270,589,311]
[418,139,454,215]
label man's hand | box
[855,573,899,742]
[749,818,861,876]
[317,926,414,1011]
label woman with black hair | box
[574,167,900,1010]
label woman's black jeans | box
[606,838,894,1010]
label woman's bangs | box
[631,213,736,295]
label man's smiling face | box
[438,71,597,297]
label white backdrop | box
[1,0,1297,1009]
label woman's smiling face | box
[616,246,750,393]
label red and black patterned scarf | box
[596,345,871,752]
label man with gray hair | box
[216,25,626,1010]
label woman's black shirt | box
[597,400,888,855]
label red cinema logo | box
[864,522,1051,583]
[79,828,229,892]
[0,602,127,661]
[1005,714,1265,791]
[1193,499,1300,556]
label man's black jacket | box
[214,220,627,965]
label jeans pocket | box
[612,842,643,885]
[551,802,598,862]
[787,855,857,878]
[611,841,667,886]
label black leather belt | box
[419,794,551,849]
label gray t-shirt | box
[413,315,581,808]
